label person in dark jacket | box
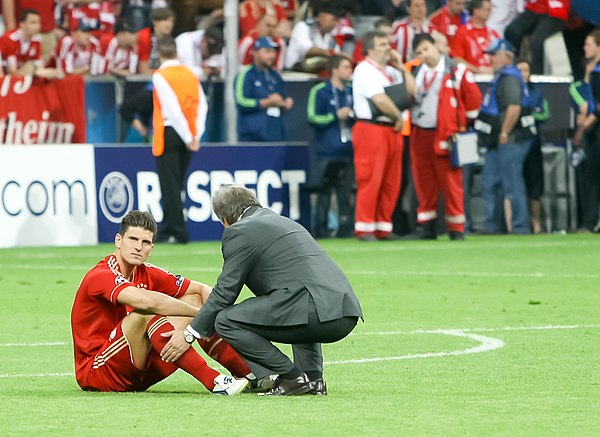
[234,36,294,141]
[307,54,355,238]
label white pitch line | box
[350,270,600,279]
[2,324,598,348]
[1,324,598,378]
[326,330,505,365]
[0,372,73,378]
[0,341,70,347]
[0,264,596,280]
[351,324,600,336]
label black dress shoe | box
[261,373,314,396]
[309,377,327,395]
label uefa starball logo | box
[99,171,134,223]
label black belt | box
[413,125,437,131]
[357,118,395,127]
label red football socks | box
[197,333,252,378]
[146,316,219,390]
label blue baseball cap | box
[253,36,279,51]
[485,38,515,55]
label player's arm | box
[117,286,199,317]
[183,280,212,306]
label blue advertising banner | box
[94,143,310,242]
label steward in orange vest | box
[152,36,207,244]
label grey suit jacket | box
[189,206,363,337]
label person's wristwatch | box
[183,327,196,344]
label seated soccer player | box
[71,210,251,395]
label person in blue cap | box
[474,38,537,234]
[234,36,294,142]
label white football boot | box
[212,374,249,396]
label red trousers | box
[410,126,465,232]
[352,121,403,237]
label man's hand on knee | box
[160,329,191,363]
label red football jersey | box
[100,33,139,74]
[71,255,191,380]
[66,1,115,39]
[239,0,288,37]
[430,5,465,44]
[0,28,42,70]
[451,22,500,69]
[55,34,103,75]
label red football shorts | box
[76,321,176,392]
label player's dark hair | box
[19,8,40,23]
[120,211,157,240]
[468,0,490,15]
[157,36,177,59]
[363,30,389,55]
[328,54,351,73]
[151,7,175,22]
[212,184,261,225]
[412,32,435,52]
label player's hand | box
[160,329,191,363]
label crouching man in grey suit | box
[161,184,363,396]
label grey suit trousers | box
[214,296,358,376]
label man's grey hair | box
[212,184,261,225]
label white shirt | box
[352,58,405,120]
[285,19,339,69]
[175,29,225,80]
[152,59,208,143]
[412,56,446,128]
[488,0,524,37]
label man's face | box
[74,29,92,47]
[153,17,174,36]
[492,51,511,72]
[20,13,41,38]
[115,226,154,267]
[333,58,353,81]
[448,0,466,15]
[117,31,136,48]
[255,47,277,68]
[257,15,277,37]
[517,61,531,83]
[473,0,492,23]
[415,40,440,67]
[369,36,392,64]
[377,24,393,41]
[318,12,339,34]
[583,35,599,61]
[408,0,427,21]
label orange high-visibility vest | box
[401,57,423,136]
[152,64,200,157]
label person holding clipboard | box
[352,30,416,241]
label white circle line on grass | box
[1,324,598,377]
[325,330,505,365]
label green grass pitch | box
[0,235,598,436]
